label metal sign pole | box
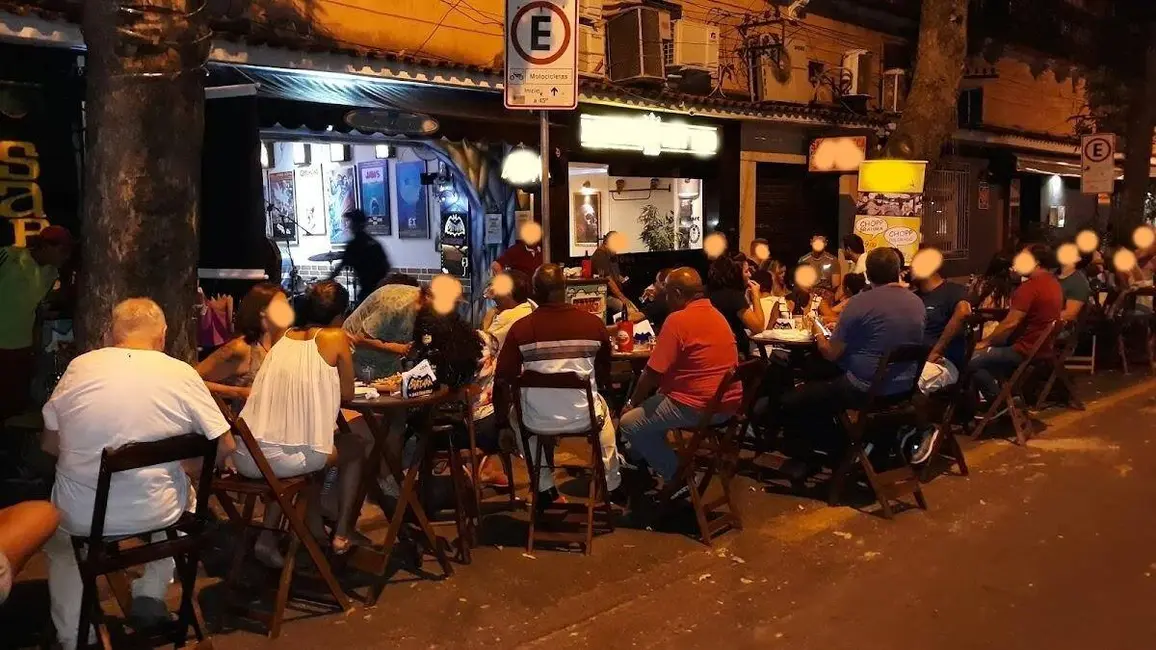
[540,110,551,263]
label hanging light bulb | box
[501,145,542,186]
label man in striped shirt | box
[496,264,622,507]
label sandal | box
[331,535,353,556]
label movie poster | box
[572,191,601,245]
[325,164,357,246]
[294,165,325,237]
[357,160,390,236]
[396,160,430,239]
[266,171,297,244]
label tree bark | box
[1118,24,1156,233]
[884,0,968,164]
[78,1,210,361]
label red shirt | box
[647,298,742,411]
[1010,270,1063,357]
[496,242,543,278]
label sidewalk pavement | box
[5,370,1156,649]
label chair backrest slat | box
[863,343,931,405]
[91,433,218,544]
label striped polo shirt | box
[495,301,611,433]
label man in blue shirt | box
[780,248,934,463]
[914,262,972,394]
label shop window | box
[923,165,971,258]
[567,163,705,257]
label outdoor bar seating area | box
[5,222,1156,649]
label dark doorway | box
[754,164,839,264]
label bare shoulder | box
[315,327,351,351]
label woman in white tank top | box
[235,280,366,564]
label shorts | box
[232,440,330,479]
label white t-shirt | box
[487,301,534,352]
[853,254,867,275]
[43,347,230,537]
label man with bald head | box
[496,264,623,507]
[40,298,234,649]
[620,268,741,492]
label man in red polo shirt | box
[969,243,1063,402]
[491,222,543,278]
[619,267,741,489]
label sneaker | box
[667,483,691,501]
[907,426,941,465]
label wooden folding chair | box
[210,396,351,638]
[970,321,1058,445]
[1107,287,1156,375]
[829,344,931,519]
[919,321,981,482]
[511,371,614,554]
[656,358,766,546]
[1035,308,1090,411]
[72,434,218,650]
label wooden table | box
[748,332,816,362]
[342,387,458,603]
[611,346,652,404]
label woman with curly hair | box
[408,305,508,485]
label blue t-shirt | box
[918,281,969,368]
[832,284,926,394]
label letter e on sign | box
[1080,133,1116,195]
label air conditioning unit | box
[578,0,603,23]
[753,39,813,104]
[663,20,719,73]
[607,7,665,83]
[841,49,875,98]
[881,68,907,112]
[579,23,607,78]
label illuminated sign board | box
[580,113,719,157]
[857,159,928,194]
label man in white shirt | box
[486,269,534,351]
[41,298,234,649]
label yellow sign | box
[857,160,928,194]
[0,140,48,246]
[854,215,922,263]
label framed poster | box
[294,165,325,237]
[357,160,391,236]
[572,191,601,245]
[266,171,297,244]
[484,213,503,245]
[325,164,357,246]
[396,160,430,239]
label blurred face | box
[262,293,293,334]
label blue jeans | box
[968,346,1023,401]
[620,394,728,482]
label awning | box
[207,64,534,127]
[1015,154,1156,179]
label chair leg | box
[499,451,517,509]
[584,436,598,555]
[856,451,896,520]
[274,484,351,614]
[1118,332,1130,374]
[1058,370,1085,410]
[1034,367,1059,410]
[446,446,473,564]
[971,388,1010,440]
[224,494,258,595]
[268,504,303,640]
[523,433,544,553]
[827,447,859,508]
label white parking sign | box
[1081,133,1116,195]
[504,0,578,110]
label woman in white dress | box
[234,280,366,564]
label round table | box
[343,386,459,601]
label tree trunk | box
[1119,24,1156,233]
[77,1,210,361]
[884,0,968,164]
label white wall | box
[264,141,442,273]
[567,164,704,257]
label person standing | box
[491,231,543,278]
[0,225,72,422]
[798,234,840,294]
[331,209,392,302]
[841,234,867,276]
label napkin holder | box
[401,360,437,399]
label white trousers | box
[46,528,173,650]
[509,394,622,492]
